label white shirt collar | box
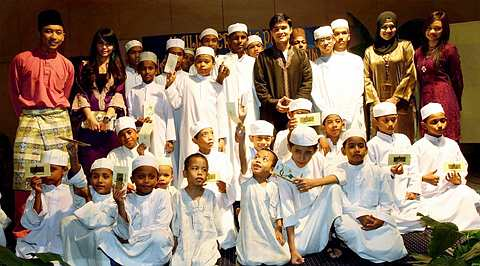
[376,131,394,143]
[425,133,444,146]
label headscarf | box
[373,11,398,55]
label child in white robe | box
[334,128,407,263]
[171,153,223,266]
[413,103,480,231]
[0,193,11,247]
[61,158,116,266]
[367,102,423,233]
[16,148,87,258]
[97,155,174,265]
[236,149,290,265]
[275,125,344,264]
[319,110,347,169]
[157,156,178,198]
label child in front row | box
[413,103,480,230]
[334,128,407,263]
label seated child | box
[171,153,223,266]
[16,148,87,258]
[275,125,344,264]
[334,128,408,263]
[97,155,174,265]
[367,102,423,233]
[157,156,178,197]
[61,157,116,266]
[0,193,11,247]
[413,103,480,231]
[236,149,290,265]
[319,109,347,168]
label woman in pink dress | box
[415,11,463,141]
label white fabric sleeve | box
[21,192,47,230]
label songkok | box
[195,46,215,58]
[314,26,333,40]
[228,23,248,35]
[246,35,263,47]
[289,98,312,112]
[343,128,367,143]
[190,121,212,137]
[125,40,142,53]
[41,149,68,167]
[38,9,64,31]
[289,125,319,146]
[249,120,274,136]
[184,48,195,56]
[331,19,349,30]
[115,116,137,134]
[91,158,114,171]
[158,157,173,168]
[322,109,342,123]
[139,51,157,64]
[132,155,159,172]
[373,102,397,117]
[291,28,306,38]
[199,28,219,40]
[421,103,445,120]
[166,38,185,51]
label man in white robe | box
[311,26,335,113]
[124,40,143,98]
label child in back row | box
[157,156,178,197]
[319,109,347,168]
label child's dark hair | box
[269,13,293,30]
[184,153,209,170]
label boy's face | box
[291,35,307,51]
[182,53,194,71]
[41,164,66,186]
[40,25,65,52]
[271,21,292,44]
[201,35,219,50]
[131,166,158,195]
[333,27,350,52]
[251,150,275,177]
[193,128,214,152]
[168,47,185,70]
[184,157,208,187]
[315,35,335,56]
[422,112,447,137]
[194,55,214,76]
[157,165,173,189]
[375,114,398,135]
[342,137,367,165]
[289,144,316,168]
[246,42,263,58]
[138,60,157,83]
[127,46,143,67]
[90,168,113,195]
[249,135,273,151]
[118,128,138,149]
[322,114,343,138]
[228,32,248,54]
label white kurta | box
[236,177,290,265]
[319,136,347,171]
[412,134,480,231]
[171,189,222,266]
[0,193,10,247]
[311,56,332,113]
[97,189,174,266]
[276,155,344,255]
[107,144,155,184]
[127,81,176,157]
[165,73,228,187]
[334,161,407,263]
[368,132,424,232]
[125,66,143,100]
[273,129,290,162]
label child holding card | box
[413,103,480,230]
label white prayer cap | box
[246,35,263,47]
[199,28,219,40]
[91,158,114,171]
[166,38,185,51]
[132,155,159,172]
[158,157,173,168]
[41,149,68,167]
[321,109,342,123]
[228,23,248,35]
[249,120,274,136]
[125,40,142,52]
[190,120,212,137]
[115,116,137,134]
[421,102,445,120]
[373,102,397,118]
[331,19,349,30]
[195,46,215,58]
[184,48,195,56]
[289,98,312,112]
[139,51,157,64]
[314,26,333,40]
[289,125,319,146]
[343,128,367,143]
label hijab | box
[373,11,399,55]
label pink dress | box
[415,43,463,141]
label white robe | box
[236,177,290,265]
[334,161,408,263]
[107,144,155,184]
[97,189,174,265]
[311,55,332,113]
[276,155,344,255]
[171,189,222,266]
[412,134,480,231]
[125,66,142,100]
[0,193,11,247]
[319,136,347,170]
[273,129,290,162]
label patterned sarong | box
[13,109,72,190]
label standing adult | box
[8,9,74,233]
[254,13,312,130]
[415,11,463,141]
[364,11,417,140]
[72,28,126,174]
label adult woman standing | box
[72,28,126,173]
[415,11,463,141]
[364,11,417,140]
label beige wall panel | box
[171,0,223,34]
[223,0,275,30]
